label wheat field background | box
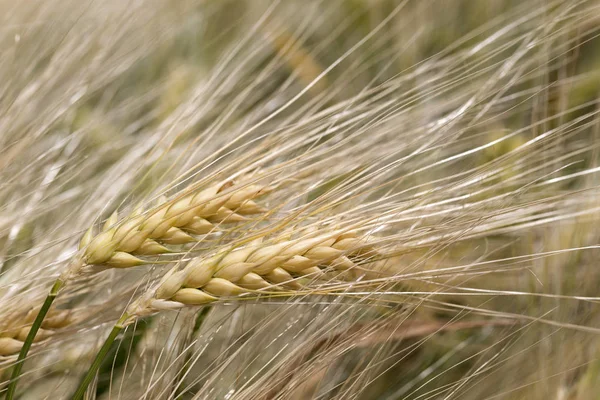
[1,0,600,399]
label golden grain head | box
[79,179,270,270]
[139,229,380,313]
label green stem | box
[6,279,64,400]
[71,313,130,400]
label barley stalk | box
[5,178,270,398]
[72,228,382,397]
